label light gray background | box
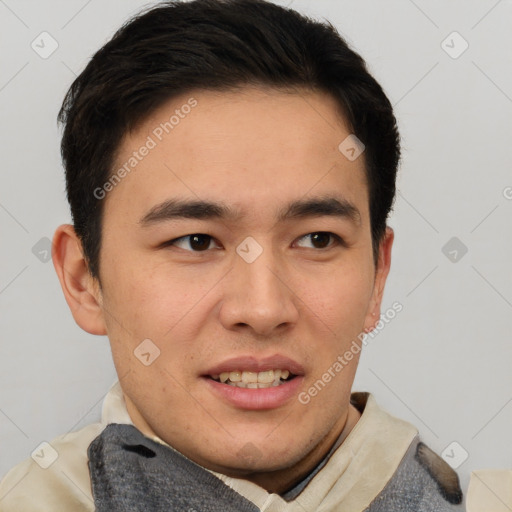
[1,0,511,501]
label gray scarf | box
[88,424,259,511]
[88,423,464,511]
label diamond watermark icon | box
[134,338,161,366]
[441,31,469,59]
[441,441,469,469]
[31,31,59,59]
[31,441,59,469]
[442,237,468,263]
[237,442,263,465]
[236,236,263,264]
[338,134,365,161]
[32,237,53,263]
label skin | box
[52,86,393,494]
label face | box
[66,86,393,484]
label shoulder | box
[367,437,464,511]
[0,422,105,512]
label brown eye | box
[166,234,218,252]
[295,232,343,250]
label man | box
[0,0,464,510]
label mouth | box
[207,369,296,389]
[201,354,305,410]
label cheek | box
[298,263,374,333]
[101,261,215,372]
[101,257,179,326]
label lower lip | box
[202,376,304,410]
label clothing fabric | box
[0,381,464,511]
[466,469,512,511]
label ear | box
[51,224,107,335]
[363,226,394,333]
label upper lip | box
[203,354,305,376]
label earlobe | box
[363,226,394,333]
[51,224,107,336]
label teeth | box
[212,368,294,388]
[228,380,283,389]
[257,370,274,383]
[241,371,258,384]
[229,371,242,382]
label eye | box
[165,234,220,252]
[162,231,345,253]
[295,232,345,250]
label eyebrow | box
[139,195,361,227]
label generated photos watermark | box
[298,301,403,405]
[93,97,198,200]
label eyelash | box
[162,232,346,253]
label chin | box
[216,457,291,476]
[209,441,302,475]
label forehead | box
[102,86,369,228]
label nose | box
[218,241,300,337]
